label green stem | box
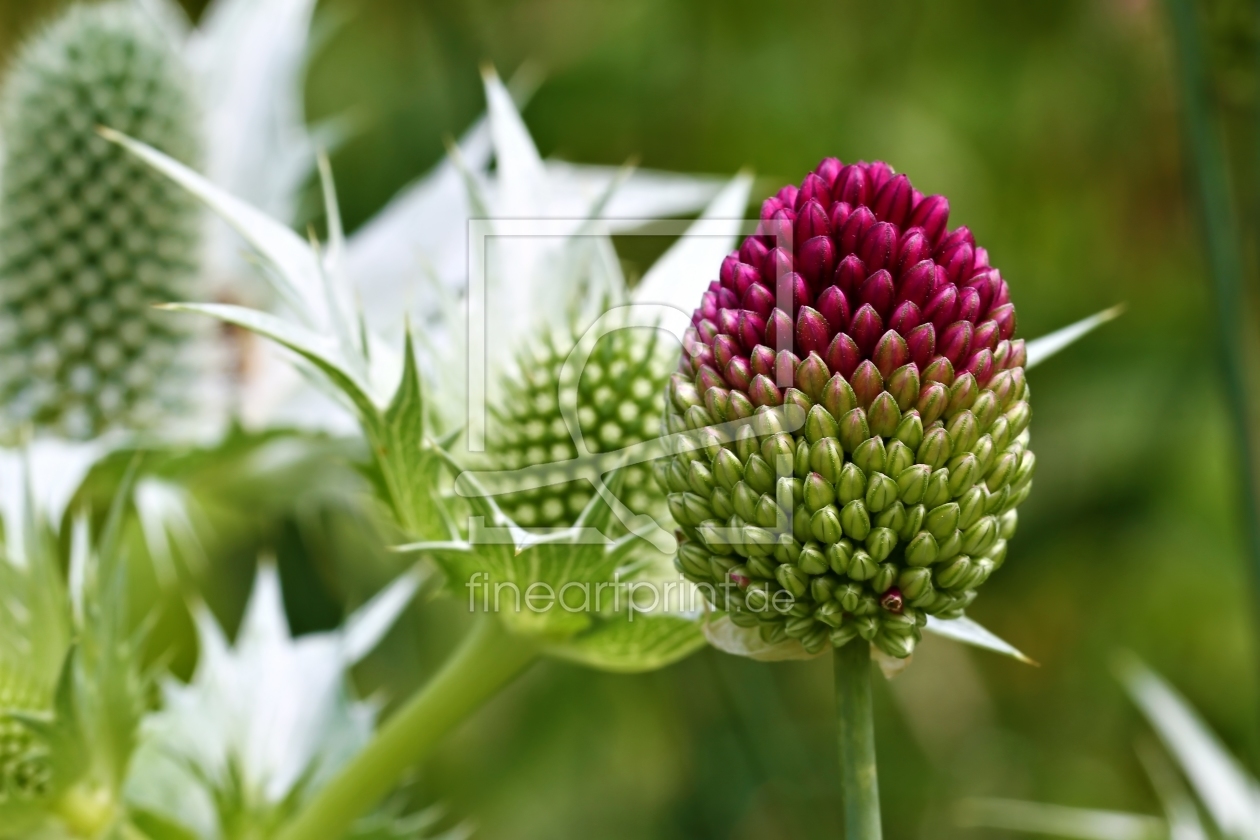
[275,616,539,840]
[834,641,881,840]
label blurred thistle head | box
[0,1,203,440]
[664,159,1033,659]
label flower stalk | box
[835,641,882,839]
[274,615,539,840]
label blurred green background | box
[1,1,1250,838]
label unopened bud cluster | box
[660,159,1033,658]
[0,672,49,803]
[0,2,201,438]
[491,325,670,528]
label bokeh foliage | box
[2,0,1254,838]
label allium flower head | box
[664,159,1033,659]
[0,2,202,439]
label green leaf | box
[954,798,1165,839]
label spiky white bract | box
[124,563,424,840]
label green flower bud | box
[745,453,775,494]
[888,364,921,411]
[678,542,712,578]
[815,600,845,628]
[793,503,813,543]
[935,556,973,591]
[735,424,760,462]
[946,372,978,418]
[901,503,926,540]
[923,356,954,386]
[999,508,1019,540]
[841,500,871,540]
[937,528,963,562]
[904,532,939,567]
[761,432,796,471]
[925,502,960,539]
[968,557,996,588]
[688,461,715,497]
[797,353,831,402]
[986,451,1018,491]
[866,527,898,562]
[880,612,917,636]
[986,539,1009,568]
[710,554,738,580]
[810,436,845,483]
[744,585,772,612]
[972,434,996,476]
[711,487,735,519]
[972,390,1000,430]
[747,556,777,579]
[713,448,745,490]
[917,426,952,470]
[899,566,934,599]
[754,494,781,528]
[753,405,787,437]
[669,492,713,527]
[896,464,930,505]
[698,520,734,555]
[988,415,1011,451]
[853,616,880,641]
[685,404,714,430]
[667,459,691,493]
[875,500,907,535]
[865,472,898,512]
[828,540,855,576]
[776,563,810,599]
[759,622,789,643]
[728,389,755,419]
[917,382,950,425]
[804,472,836,512]
[873,562,898,593]
[868,392,902,437]
[728,603,759,626]
[810,505,844,544]
[830,625,860,648]
[732,482,759,522]
[886,440,914,477]
[947,453,979,497]
[923,468,952,508]
[783,387,813,417]
[874,631,916,659]
[653,459,671,493]
[848,549,877,581]
[852,436,887,474]
[957,485,987,530]
[811,574,839,603]
[671,375,703,412]
[853,592,880,616]
[805,404,839,443]
[799,544,829,575]
[822,372,858,419]
[1012,450,1036,490]
[837,462,868,504]
[1005,482,1032,512]
[984,485,1009,515]
[743,525,777,558]
[704,385,731,422]
[666,412,687,436]
[895,410,925,450]
[838,406,870,453]
[961,516,998,555]
[777,476,803,510]
[1006,400,1032,437]
[835,581,862,611]
[946,410,979,454]
[794,437,812,479]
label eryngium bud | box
[490,324,670,529]
[0,3,202,438]
[664,159,1033,656]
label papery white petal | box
[545,161,726,230]
[0,437,114,565]
[923,614,1035,664]
[955,798,1165,840]
[1026,304,1125,369]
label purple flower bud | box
[725,357,752,391]
[826,332,862,379]
[917,382,949,425]
[849,303,884,356]
[923,356,954,386]
[866,161,894,190]
[898,260,937,307]
[741,282,775,318]
[966,268,999,312]
[738,309,766,351]
[906,323,936,368]
[924,284,959,330]
[780,271,813,316]
[939,320,974,367]
[941,241,975,284]
[695,364,726,393]
[720,253,740,288]
[1008,338,1027,369]
[835,164,869,207]
[880,587,905,614]
[822,373,858,419]
[796,173,832,210]
[777,184,799,207]
[936,226,975,255]
[829,200,852,232]
[796,352,831,402]
[896,227,931,275]
[957,285,981,323]
[760,197,784,222]
[740,237,769,269]
[796,306,831,356]
[965,348,995,387]
[872,174,913,227]
[717,308,740,338]
[890,301,922,335]
[974,245,990,270]
[816,157,843,187]
[834,254,868,297]
[696,319,718,344]
[797,235,836,293]
[731,262,760,295]
[716,286,739,309]
[749,374,783,407]
[908,194,950,244]
[838,206,876,257]
[990,303,1017,340]
[705,385,730,421]
[713,334,740,369]
[689,343,715,371]
[699,291,719,322]
[795,198,830,244]
[859,269,896,320]
[992,339,1011,370]
[762,246,794,283]
[991,280,1011,309]
[750,345,776,378]
[850,360,884,408]
[973,320,999,353]
[872,330,910,379]
[765,307,795,350]
[858,221,899,272]
[816,286,851,333]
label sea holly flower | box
[123,563,439,840]
[0,1,204,439]
[661,158,1121,662]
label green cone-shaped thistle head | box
[663,159,1032,659]
[0,2,202,439]
[489,323,671,529]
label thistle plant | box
[0,1,201,439]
